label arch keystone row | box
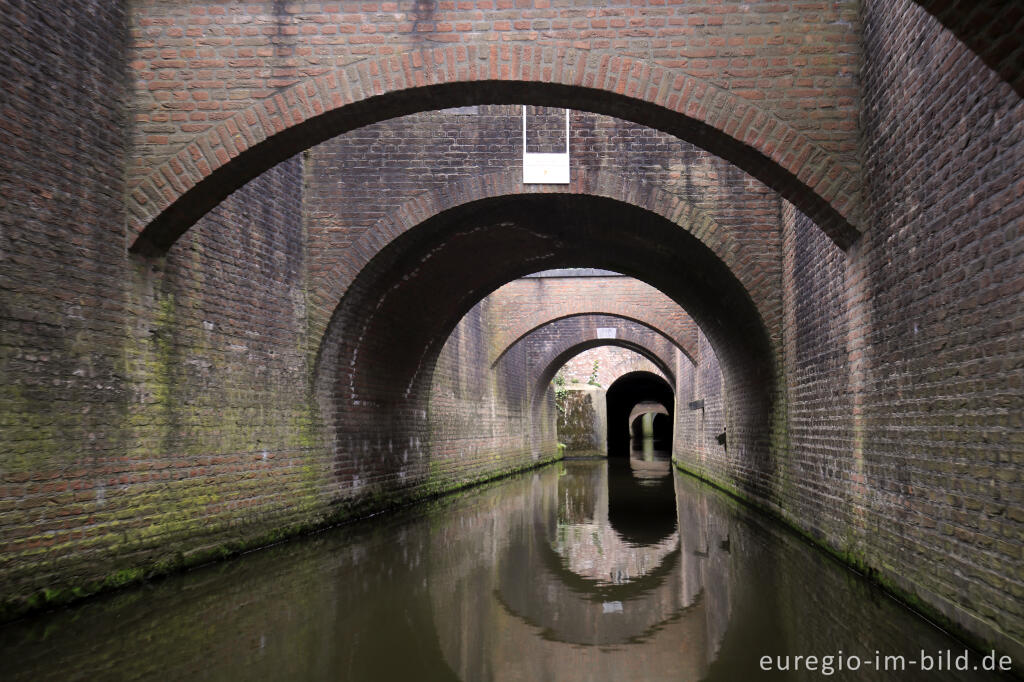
[127,47,862,256]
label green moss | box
[0,448,567,624]
[106,567,146,588]
[151,291,178,412]
[0,383,63,471]
[671,456,1009,660]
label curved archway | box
[306,168,769,349]
[606,371,675,456]
[513,318,686,396]
[630,403,671,441]
[912,0,1024,96]
[128,69,860,256]
[630,402,669,428]
[493,310,697,370]
[314,192,775,503]
[518,328,684,458]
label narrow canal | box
[0,453,1006,681]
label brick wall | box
[1,0,133,611]
[558,345,667,388]
[851,0,1023,655]
[1,0,1020,659]
[119,155,322,563]
[124,1,863,246]
[427,301,544,485]
[2,145,328,611]
[676,0,1024,659]
[674,331,727,478]
[777,200,857,554]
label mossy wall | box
[2,0,1020,661]
[557,386,607,456]
[2,147,564,617]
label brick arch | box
[524,332,679,459]
[492,312,695,373]
[913,0,1024,97]
[313,192,775,501]
[536,338,677,400]
[482,273,699,370]
[526,335,678,457]
[127,49,862,256]
[307,168,765,350]
[498,315,685,402]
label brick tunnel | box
[1,0,1021,673]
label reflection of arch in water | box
[493,459,684,647]
[606,457,677,547]
[492,572,695,646]
[427,461,733,680]
[498,523,685,645]
[540,528,681,602]
[550,460,677,584]
[627,454,674,487]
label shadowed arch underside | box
[606,371,675,455]
[493,310,698,372]
[128,76,861,257]
[314,192,777,503]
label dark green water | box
[0,455,1011,680]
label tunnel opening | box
[629,403,672,445]
[528,335,682,458]
[313,191,776,510]
[606,372,675,458]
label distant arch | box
[606,371,675,454]
[493,311,697,374]
[305,169,767,349]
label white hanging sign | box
[522,106,570,184]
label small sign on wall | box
[523,106,570,184]
[596,327,617,339]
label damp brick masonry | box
[0,0,1020,663]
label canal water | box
[0,454,1008,680]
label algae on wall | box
[557,386,607,455]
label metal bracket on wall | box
[688,399,705,411]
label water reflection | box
[0,456,1007,681]
[634,432,658,460]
